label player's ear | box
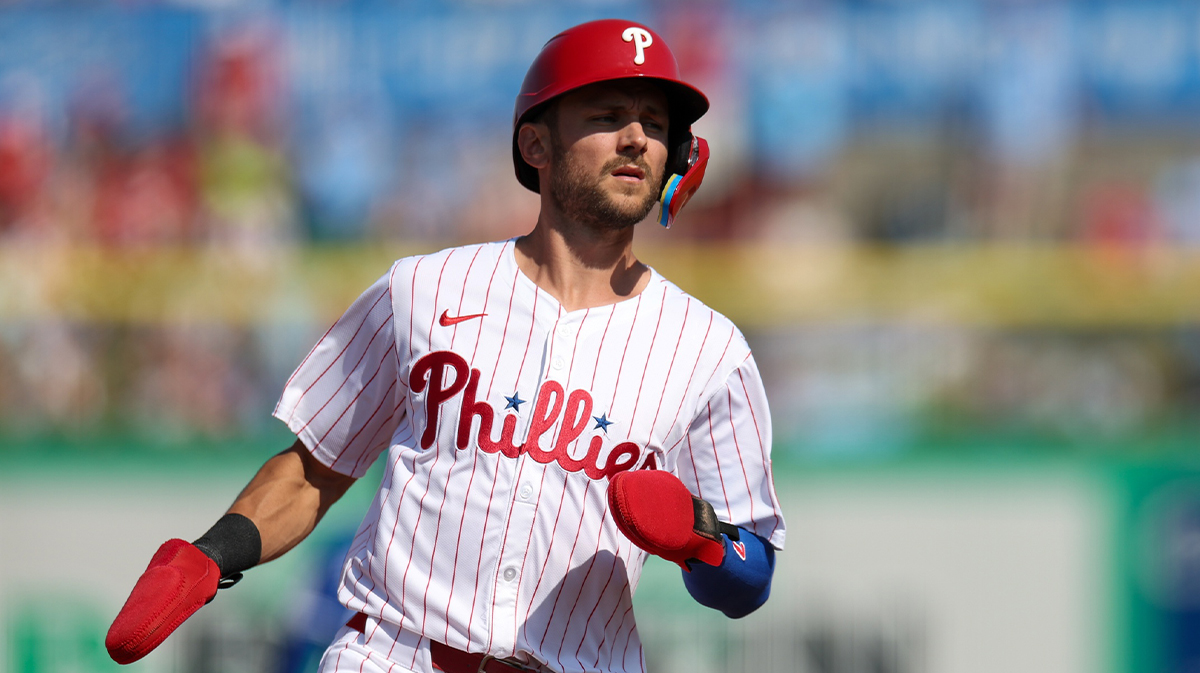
[517,122,551,171]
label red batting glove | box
[105,539,220,664]
[607,470,730,569]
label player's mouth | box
[611,165,646,182]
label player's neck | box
[515,216,651,313]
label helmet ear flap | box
[657,133,709,228]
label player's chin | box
[606,199,658,229]
[605,182,657,212]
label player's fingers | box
[105,539,220,664]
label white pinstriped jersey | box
[274,239,786,673]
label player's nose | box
[616,121,649,155]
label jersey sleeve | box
[674,354,787,550]
[273,265,406,478]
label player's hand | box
[607,470,738,569]
[105,539,221,664]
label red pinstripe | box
[642,296,690,444]
[667,311,711,423]
[610,294,643,395]
[417,249,485,638]
[589,306,617,390]
[287,289,388,417]
[551,509,612,671]
[486,453,530,653]
[465,257,522,643]
[725,386,756,523]
[663,326,737,456]
[511,309,595,647]
[614,605,641,673]
[442,242,512,644]
[484,264,522,397]
[705,403,734,515]
[469,240,510,366]
[510,281,540,396]
[418,438,461,638]
[449,245,484,344]
[279,260,394,406]
[366,445,428,645]
[736,364,764,446]
[427,250,456,338]
[597,294,643,434]
[517,471,574,644]
[624,286,668,430]
[482,282,540,653]
[312,338,395,449]
[465,452,503,643]
[508,461,553,645]
[381,249,456,657]
[736,366,784,540]
[398,258,425,459]
[332,640,348,671]
[409,635,426,670]
[509,308,588,647]
[346,425,415,604]
[535,488,592,651]
[699,327,737,398]
[296,318,392,448]
[593,557,639,670]
[277,320,337,414]
[356,631,369,673]
[684,432,704,500]
[392,437,451,659]
[582,536,630,670]
[506,306,570,641]
[347,396,407,477]
[331,374,398,470]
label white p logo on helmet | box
[622,27,653,65]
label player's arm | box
[680,525,775,619]
[607,469,776,618]
[107,268,402,664]
[105,438,356,664]
[227,438,357,564]
[609,352,785,618]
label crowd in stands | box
[3,9,1200,456]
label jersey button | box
[503,567,518,582]
[519,484,533,500]
[552,356,565,370]
[559,323,576,337]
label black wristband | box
[193,513,262,580]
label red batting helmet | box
[513,19,711,227]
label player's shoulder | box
[387,239,515,284]
[652,272,752,358]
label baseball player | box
[106,19,786,673]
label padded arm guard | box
[105,539,221,664]
[106,514,260,664]
[607,469,739,569]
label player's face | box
[545,81,670,230]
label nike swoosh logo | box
[439,310,487,326]
[731,540,747,561]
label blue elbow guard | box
[681,529,776,618]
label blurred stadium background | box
[2,1,1200,672]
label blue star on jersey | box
[504,393,526,411]
[593,413,614,433]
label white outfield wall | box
[635,467,1115,673]
[1,459,1115,673]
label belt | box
[346,613,540,673]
